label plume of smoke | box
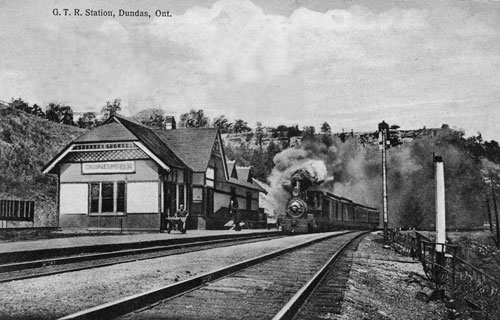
[482,158,500,178]
[266,129,487,229]
[267,147,328,216]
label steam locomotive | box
[281,176,380,233]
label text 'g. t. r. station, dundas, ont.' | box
[52,8,172,18]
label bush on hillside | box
[0,107,86,226]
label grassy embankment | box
[0,106,86,227]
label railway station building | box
[42,115,266,232]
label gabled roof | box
[236,167,251,182]
[111,116,185,169]
[74,122,137,143]
[227,160,237,178]
[228,175,266,193]
[42,116,184,174]
[226,164,266,193]
[252,179,269,195]
[154,128,219,172]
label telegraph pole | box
[379,121,390,240]
[486,196,493,234]
[491,178,499,248]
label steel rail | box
[0,233,280,273]
[0,231,282,264]
[0,234,283,283]
[58,231,353,320]
[272,231,367,320]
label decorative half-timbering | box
[43,115,266,232]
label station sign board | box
[82,161,135,174]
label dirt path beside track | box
[339,232,446,320]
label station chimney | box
[165,116,176,130]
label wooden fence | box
[0,200,35,222]
[390,230,500,319]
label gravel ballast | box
[1,231,447,319]
[339,232,446,320]
[0,232,334,319]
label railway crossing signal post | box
[378,121,390,240]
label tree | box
[273,125,287,138]
[255,122,264,147]
[233,119,251,134]
[11,98,32,114]
[45,103,63,123]
[264,140,281,175]
[485,140,500,163]
[31,104,44,117]
[179,109,209,128]
[213,115,232,133]
[77,112,98,129]
[321,122,331,134]
[302,126,316,140]
[287,125,302,138]
[101,99,121,120]
[224,144,253,167]
[61,106,74,125]
[132,108,166,129]
[273,124,302,138]
[250,148,267,181]
[44,103,74,125]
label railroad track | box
[0,233,283,283]
[59,231,367,320]
[284,234,364,319]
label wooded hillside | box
[0,106,86,226]
[2,104,499,230]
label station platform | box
[0,229,280,264]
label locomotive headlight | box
[287,199,307,218]
[292,188,299,197]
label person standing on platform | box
[175,204,189,234]
[230,199,241,231]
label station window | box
[89,182,126,214]
[117,183,126,212]
[246,192,252,210]
[206,167,215,187]
[101,183,114,212]
[179,185,185,207]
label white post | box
[382,133,388,240]
[435,156,446,252]
[378,121,390,240]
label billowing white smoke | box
[266,147,329,217]
[264,129,486,229]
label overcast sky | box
[1,0,500,140]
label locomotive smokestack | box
[290,168,319,191]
